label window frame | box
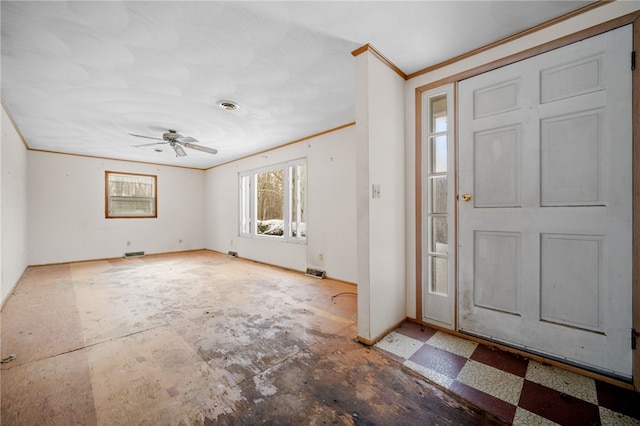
[239,158,307,242]
[105,171,158,219]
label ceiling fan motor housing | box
[163,130,181,141]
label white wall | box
[28,151,205,265]
[306,128,357,281]
[404,1,640,319]
[1,105,29,306]
[204,125,357,283]
[356,51,406,342]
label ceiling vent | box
[217,100,240,111]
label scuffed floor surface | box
[0,251,504,425]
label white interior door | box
[457,26,633,379]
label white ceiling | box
[1,1,590,169]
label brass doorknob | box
[461,193,472,202]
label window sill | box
[239,234,307,244]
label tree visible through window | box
[257,169,284,236]
[239,159,306,241]
[106,171,157,218]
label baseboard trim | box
[27,248,208,268]
[206,248,357,286]
[357,317,408,347]
[1,266,29,312]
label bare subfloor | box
[1,250,503,425]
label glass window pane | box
[109,197,154,216]
[430,256,448,295]
[429,176,447,214]
[430,135,447,174]
[256,169,284,236]
[430,217,448,254]
[290,163,307,238]
[107,172,156,217]
[240,175,251,234]
[429,94,447,133]
[240,159,307,242]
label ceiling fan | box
[130,129,218,157]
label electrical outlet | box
[178,239,183,244]
[126,241,131,247]
[318,253,324,262]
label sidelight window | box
[426,94,449,295]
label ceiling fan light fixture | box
[217,100,239,111]
[171,143,187,157]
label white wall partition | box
[355,50,406,342]
[28,152,205,265]
[1,105,29,305]
[204,125,357,283]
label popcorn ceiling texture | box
[1,1,587,168]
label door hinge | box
[632,51,636,71]
[632,328,640,350]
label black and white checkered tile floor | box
[375,322,640,425]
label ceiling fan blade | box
[129,133,164,141]
[132,141,166,148]
[172,143,187,157]
[177,136,198,143]
[183,142,218,155]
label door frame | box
[415,11,640,390]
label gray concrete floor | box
[1,250,503,425]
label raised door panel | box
[473,231,521,315]
[540,234,604,333]
[473,125,522,207]
[540,54,605,103]
[541,109,604,206]
[473,79,521,118]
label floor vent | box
[124,251,145,258]
[305,268,325,279]
[227,251,238,258]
